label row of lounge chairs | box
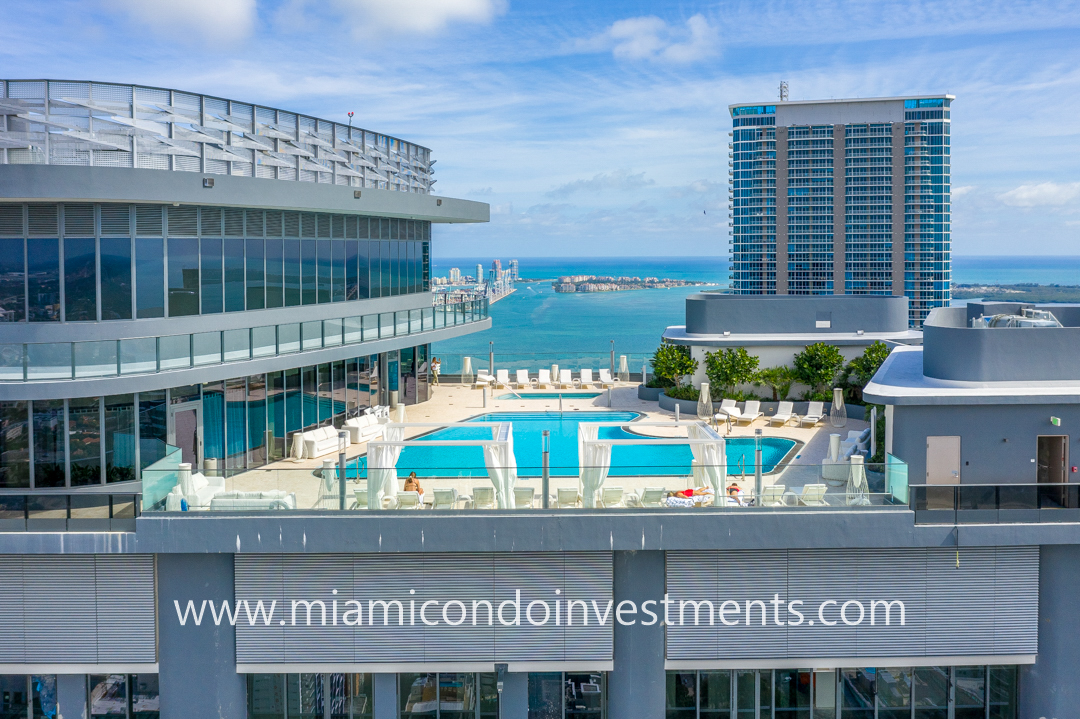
[350,483,831,509]
[477,368,617,390]
[715,400,825,427]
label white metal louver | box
[234,552,613,672]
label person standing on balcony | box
[431,357,441,385]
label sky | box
[2,0,1079,257]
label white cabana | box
[483,422,518,509]
[368,424,405,510]
[688,422,726,494]
[364,421,516,510]
[577,424,612,508]
[579,420,727,506]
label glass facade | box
[88,674,159,719]
[666,666,1016,719]
[0,300,485,382]
[729,98,951,325]
[0,674,56,719]
[528,672,605,719]
[0,204,431,323]
[5,345,424,489]
[248,674,373,719]
[399,673,499,718]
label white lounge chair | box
[475,372,495,389]
[577,369,594,388]
[395,491,423,509]
[556,487,580,508]
[472,486,496,509]
[600,486,624,508]
[534,369,551,389]
[515,370,531,389]
[761,485,786,506]
[769,401,797,426]
[431,488,458,510]
[352,486,368,509]
[514,486,536,508]
[798,484,828,506]
[636,487,666,508]
[800,401,825,426]
[598,369,615,388]
[714,398,737,422]
[730,400,763,426]
[558,369,574,389]
[495,369,511,388]
[343,413,386,444]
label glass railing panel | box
[0,344,24,380]
[193,331,222,366]
[998,485,1037,510]
[159,334,192,370]
[27,342,73,380]
[119,337,156,375]
[1038,484,1079,510]
[344,316,363,344]
[252,325,277,358]
[957,485,997,511]
[70,494,111,518]
[140,444,183,511]
[74,340,118,378]
[279,323,300,353]
[362,314,378,342]
[379,312,394,338]
[324,318,343,347]
[223,328,251,362]
[301,321,322,351]
[885,453,908,504]
[395,311,409,336]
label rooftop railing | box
[0,489,140,531]
[911,483,1080,524]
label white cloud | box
[330,0,506,35]
[546,170,655,199]
[108,0,257,42]
[999,182,1080,207]
[951,185,976,197]
[566,14,718,64]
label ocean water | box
[432,256,1080,358]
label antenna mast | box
[779,81,789,102]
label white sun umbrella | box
[367,424,404,510]
[578,424,611,508]
[461,356,473,384]
[846,454,871,506]
[697,381,713,422]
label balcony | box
[0,489,140,531]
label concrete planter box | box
[658,392,704,415]
[637,385,665,401]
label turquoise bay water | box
[355,411,796,478]
[432,256,1080,361]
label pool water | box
[354,411,796,478]
[496,392,602,400]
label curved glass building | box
[0,78,490,488]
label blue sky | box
[3,0,1079,257]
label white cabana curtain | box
[578,424,612,508]
[483,423,518,508]
[689,422,726,496]
[368,424,404,510]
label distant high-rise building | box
[509,259,519,281]
[475,263,484,284]
[449,267,461,283]
[728,95,953,326]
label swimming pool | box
[354,412,797,478]
[496,392,602,400]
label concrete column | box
[500,672,529,719]
[774,127,789,294]
[156,554,247,719]
[832,124,846,295]
[1019,544,1080,717]
[372,673,397,719]
[56,674,87,719]
[607,550,665,719]
[890,123,906,297]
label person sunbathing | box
[403,472,424,499]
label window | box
[247,674,372,719]
[69,397,101,486]
[32,399,65,487]
[224,238,245,312]
[167,238,199,317]
[400,673,498,719]
[0,401,30,487]
[265,239,284,309]
[0,674,57,719]
[284,239,301,307]
[0,237,25,322]
[101,238,132,320]
[89,674,159,719]
[64,237,97,321]
[301,239,317,305]
[200,238,223,314]
[135,238,164,319]
[529,672,605,719]
[27,238,59,322]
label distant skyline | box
[2,0,1078,256]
